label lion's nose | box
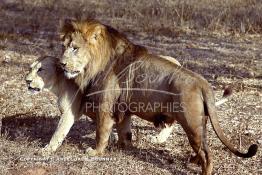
[60,62,66,68]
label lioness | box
[25,56,88,155]
[59,19,257,175]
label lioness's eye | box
[37,68,43,73]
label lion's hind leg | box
[182,115,213,175]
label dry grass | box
[0,0,261,175]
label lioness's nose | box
[26,80,32,85]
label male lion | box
[59,19,257,175]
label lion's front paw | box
[85,147,99,156]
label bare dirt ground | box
[0,0,261,174]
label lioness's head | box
[59,19,114,80]
[25,56,57,94]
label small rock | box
[4,55,11,63]
[244,129,255,135]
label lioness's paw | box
[85,147,99,156]
[37,147,53,157]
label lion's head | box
[59,19,115,82]
[25,56,57,94]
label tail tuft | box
[243,144,258,158]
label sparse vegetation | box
[0,0,261,174]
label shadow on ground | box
[121,146,195,175]
[1,113,96,148]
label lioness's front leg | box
[39,112,75,156]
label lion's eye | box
[72,46,79,52]
[37,68,43,73]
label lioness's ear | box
[30,61,38,68]
[60,18,77,40]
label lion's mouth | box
[64,69,80,79]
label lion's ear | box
[60,18,77,39]
[90,25,103,43]
[115,40,127,55]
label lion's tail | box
[202,85,258,158]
